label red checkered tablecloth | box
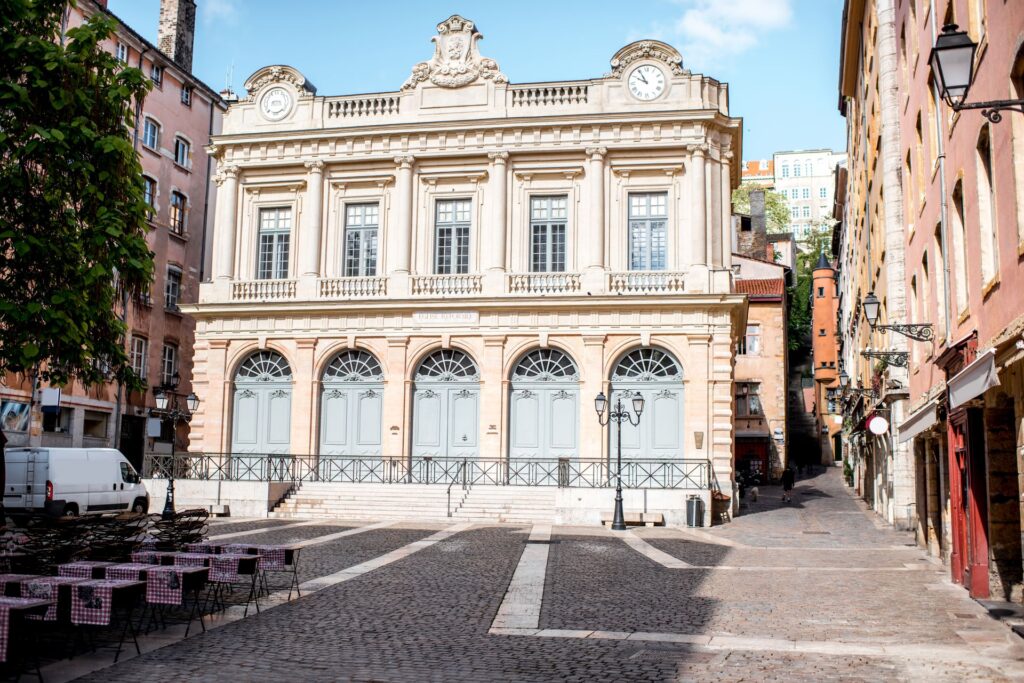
[130,551,159,564]
[0,574,41,593]
[173,553,210,567]
[70,580,134,626]
[209,555,246,582]
[23,577,86,621]
[145,568,185,605]
[184,542,215,553]
[250,545,287,570]
[0,597,49,662]
[57,561,112,579]
[105,564,153,581]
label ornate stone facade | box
[189,17,745,489]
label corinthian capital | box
[214,164,240,186]
[487,151,509,164]
[585,146,608,160]
[394,155,415,168]
[304,159,324,173]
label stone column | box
[583,147,607,292]
[204,339,230,456]
[484,152,509,294]
[580,335,607,464]
[299,160,324,278]
[212,165,240,281]
[291,339,318,455]
[720,150,733,271]
[481,336,506,460]
[389,156,415,297]
[687,146,709,292]
[384,337,410,460]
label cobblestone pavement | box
[205,518,294,535]
[57,469,1024,681]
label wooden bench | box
[600,512,665,527]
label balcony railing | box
[319,276,387,299]
[411,274,483,296]
[507,272,582,295]
[607,271,687,294]
[144,453,711,489]
[325,94,401,119]
[509,84,589,107]
[231,279,297,301]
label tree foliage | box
[0,0,153,390]
[731,184,790,233]
[787,226,834,353]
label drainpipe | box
[199,99,216,283]
[929,0,953,344]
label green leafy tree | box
[731,184,790,233]
[787,225,834,352]
[0,0,153,390]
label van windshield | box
[120,462,139,484]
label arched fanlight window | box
[415,349,479,381]
[235,351,292,381]
[322,350,384,382]
[512,349,579,381]
[612,348,681,381]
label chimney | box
[157,0,196,72]
[735,189,769,260]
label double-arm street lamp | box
[930,25,1024,123]
[151,372,200,520]
[594,390,644,531]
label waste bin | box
[686,495,704,527]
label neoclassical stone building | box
[188,16,745,489]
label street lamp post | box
[929,24,1024,123]
[861,291,934,341]
[594,390,644,531]
[151,374,200,520]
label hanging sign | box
[866,414,890,435]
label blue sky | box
[106,0,846,161]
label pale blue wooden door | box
[318,351,385,481]
[412,350,480,459]
[231,352,293,479]
[610,349,684,461]
[509,350,580,461]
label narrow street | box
[50,468,1024,682]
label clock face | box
[260,87,293,121]
[627,65,666,101]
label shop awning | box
[897,399,939,443]
[948,349,1000,409]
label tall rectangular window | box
[735,382,763,417]
[180,85,192,107]
[165,266,182,311]
[257,207,292,279]
[802,187,810,199]
[780,165,789,178]
[738,324,761,355]
[628,192,667,271]
[344,203,379,277]
[130,336,148,380]
[142,176,156,218]
[150,64,163,87]
[529,195,567,273]
[169,192,186,234]
[819,186,827,198]
[161,344,178,385]
[115,42,129,63]
[142,118,159,150]
[434,199,471,274]
[174,137,190,167]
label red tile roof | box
[735,278,786,298]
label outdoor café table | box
[183,542,217,554]
[104,563,158,582]
[58,561,116,580]
[0,575,42,598]
[68,579,145,662]
[172,552,215,568]
[224,543,303,600]
[20,576,88,623]
[143,567,209,637]
[0,596,55,677]
[130,550,159,564]
[206,554,261,616]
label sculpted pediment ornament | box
[402,15,507,90]
[243,65,317,103]
[607,41,686,78]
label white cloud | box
[658,0,793,69]
[200,0,240,26]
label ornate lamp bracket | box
[876,322,934,342]
[860,349,909,368]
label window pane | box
[531,224,547,272]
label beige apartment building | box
[183,16,747,508]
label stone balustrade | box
[231,279,298,301]
[326,94,402,118]
[320,276,388,299]
[410,274,483,297]
[507,272,582,295]
[607,271,687,294]
[509,84,589,107]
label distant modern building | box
[772,149,847,241]
[740,159,774,186]
[0,0,224,473]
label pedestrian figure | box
[781,466,795,503]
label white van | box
[4,448,149,516]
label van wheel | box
[63,504,79,517]
[132,498,148,514]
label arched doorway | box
[609,348,683,460]
[411,350,480,460]
[509,349,579,461]
[319,350,384,456]
[231,351,293,478]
